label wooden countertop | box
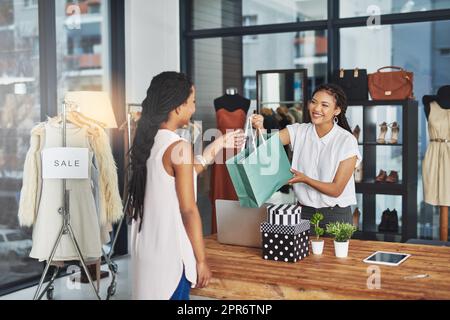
[191,236,450,300]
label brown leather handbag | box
[368,66,414,100]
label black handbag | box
[333,68,369,101]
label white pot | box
[334,240,349,258]
[311,240,324,255]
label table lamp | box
[64,91,118,129]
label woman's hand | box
[288,168,309,185]
[251,114,264,130]
[221,129,245,149]
[196,261,212,288]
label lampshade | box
[64,91,118,129]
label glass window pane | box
[55,0,110,107]
[192,31,327,131]
[192,31,327,233]
[0,0,42,290]
[340,0,450,18]
[340,21,450,240]
[192,0,327,30]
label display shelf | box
[349,99,418,243]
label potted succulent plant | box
[326,222,357,258]
[310,212,325,255]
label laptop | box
[216,200,269,248]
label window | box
[0,0,43,292]
[192,0,328,30]
[341,20,450,239]
[340,0,450,18]
[243,15,258,42]
[6,232,27,242]
[244,76,257,100]
[56,0,110,106]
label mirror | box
[257,69,308,127]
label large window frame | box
[0,0,126,298]
[180,0,450,81]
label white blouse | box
[287,123,362,209]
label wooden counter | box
[191,236,450,300]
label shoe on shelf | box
[389,209,399,233]
[379,209,390,232]
[377,122,388,144]
[353,125,361,141]
[385,171,399,183]
[375,169,387,183]
[353,207,361,229]
[389,122,400,144]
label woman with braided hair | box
[252,84,362,228]
[128,72,244,300]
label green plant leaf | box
[325,222,357,242]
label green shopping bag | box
[226,119,293,208]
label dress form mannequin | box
[422,85,450,241]
[210,89,250,234]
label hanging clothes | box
[422,101,450,206]
[17,119,123,261]
[209,94,249,234]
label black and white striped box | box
[267,204,302,225]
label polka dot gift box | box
[260,221,310,263]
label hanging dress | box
[209,108,247,234]
[423,101,450,206]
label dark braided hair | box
[312,84,352,133]
[126,72,193,231]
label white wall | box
[125,0,180,104]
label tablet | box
[363,251,411,266]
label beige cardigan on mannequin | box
[18,121,123,228]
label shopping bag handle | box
[241,116,266,153]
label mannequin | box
[210,89,250,234]
[214,88,251,113]
[422,85,450,241]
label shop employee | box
[252,84,362,226]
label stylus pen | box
[404,274,430,279]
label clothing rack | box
[33,101,118,300]
[105,103,141,284]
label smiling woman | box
[252,84,362,228]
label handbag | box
[333,68,368,101]
[226,119,293,208]
[368,66,414,100]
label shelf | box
[356,180,405,195]
[348,99,415,107]
[354,230,402,242]
[358,142,403,146]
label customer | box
[252,84,361,226]
[127,72,243,300]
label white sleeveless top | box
[131,129,197,300]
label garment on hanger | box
[422,101,450,206]
[18,117,123,261]
[210,94,250,234]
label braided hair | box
[126,72,193,231]
[312,84,352,133]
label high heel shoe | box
[352,125,361,141]
[377,122,388,144]
[389,122,400,144]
